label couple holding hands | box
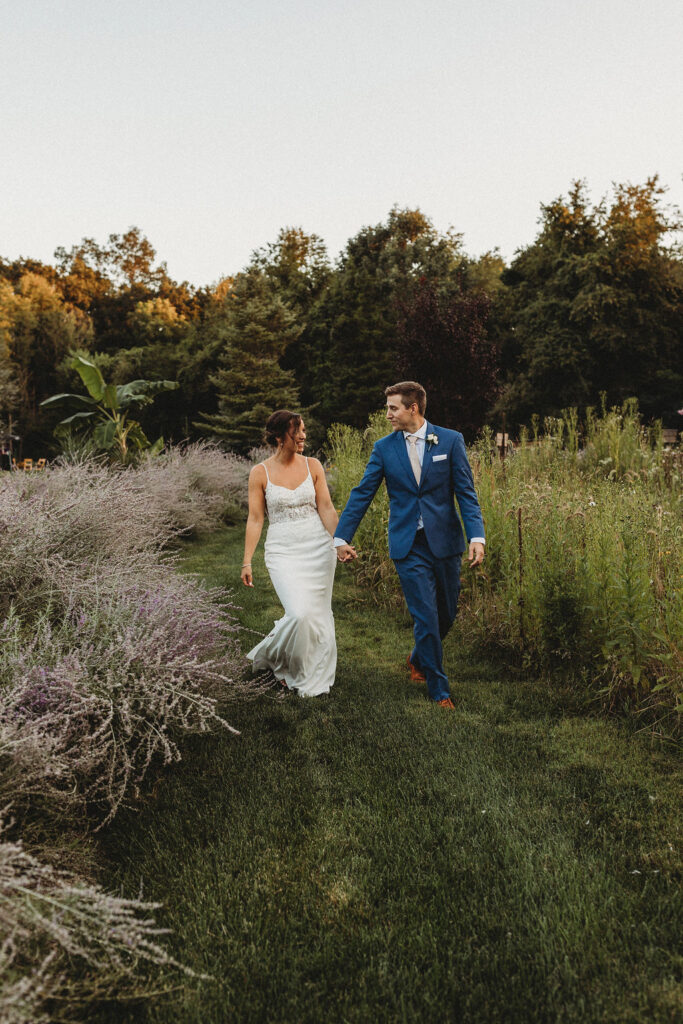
[241,381,485,709]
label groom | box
[334,381,485,709]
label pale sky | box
[3,0,682,286]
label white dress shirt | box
[335,419,485,546]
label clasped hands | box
[335,544,357,563]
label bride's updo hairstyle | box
[264,410,302,448]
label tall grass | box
[0,447,252,1021]
[326,403,682,736]
[326,412,396,604]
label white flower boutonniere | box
[426,433,439,447]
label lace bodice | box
[262,462,319,525]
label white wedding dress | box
[246,459,337,696]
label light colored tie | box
[407,435,421,485]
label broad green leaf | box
[101,384,119,411]
[148,436,165,457]
[71,355,105,401]
[126,421,150,449]
[116,379,179,409]
[92,420,117,449]
[40,393,97,408]
[58,411,97,425]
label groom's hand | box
[336,543,357,563]
[468,541,485,567]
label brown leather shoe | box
[406,655,426,683]
[436,697,455,709]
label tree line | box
[1,177,681,455]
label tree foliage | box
[395,276,498,440]
[194,270,302,452]
[1,181,681,455]
[497,178,683,428]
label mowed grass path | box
[99,528,681,1024]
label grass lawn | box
[97,527,681,1024]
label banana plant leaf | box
[116,380,179,410]
[101,384,118,411]
[126,421,150,449]
[72,356,106,401]
[92,420,117,449]
[57,411,97,425]
[40,392,97,408]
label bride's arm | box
[311,459,339,537]
[241,466,266,587]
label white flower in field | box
[630,870,642,875]
[588,501,596,507]
[649,794,656,802]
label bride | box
[241,410,353,696]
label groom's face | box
[386,395,418,432]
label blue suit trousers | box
[393,530,462,702]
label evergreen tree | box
[250,227,331,405]
[194,270,302,451]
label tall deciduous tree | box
[497,179,683,428]
[306,207,466,427]
[54,227,199,351]
[0,274,92,445]
[395,276,498,439]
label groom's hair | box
[385,381,427,415]
[264,410,302,447]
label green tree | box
[194,270,302,452]
[54,227,199,352]
[395,276,498,439]
[0,274,92,446]
[497,179,683,428]
[250,227,331,403]
[306,207,466,427]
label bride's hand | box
[336,543,357,563]
[241,564,254,587]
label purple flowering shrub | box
[2,575,243,825]
[0,453,252,825]
[136,440,251,534]
[0,814,203,1023]
[0,449,252,1015]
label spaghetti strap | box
[260,461,271,483]
[305,457,311,479]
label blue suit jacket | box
[335,422,485,560]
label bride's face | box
[282,418,306,454]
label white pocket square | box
[432,453,447,462]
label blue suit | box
[335,422,485,701]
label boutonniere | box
[426,433,439,447]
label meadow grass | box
[97,526,681,1024]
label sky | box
[2,0,682,287]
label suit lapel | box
[393,428,418,488]
[418,421,435,490]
